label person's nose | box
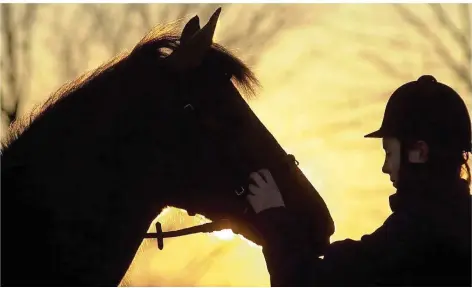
[382,159,389,175]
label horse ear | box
[191,7,220,50]
[166,7,221,72]
[181,15,200,45]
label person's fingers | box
[248,183,260,195]
[249,171,266,186]
[259,169,276,185]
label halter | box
[145,153,299,250]
[144,78,300,249]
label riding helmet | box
[364,75,471,152]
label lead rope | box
[144,220,233,250]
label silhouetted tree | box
[362,4,471,90]
[396,4,470,89]
[1,4,38,126]
[220,4,309,65]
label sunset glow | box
[212,229,235,240]
[2,3,470,287]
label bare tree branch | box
[49,6,82,81]
[393,4,471,90]
[19,4,38,101]
[0,4,38,126]
[429,4,471,61]
[220,5,306,66]
[359,51,413,80]
[460,4,471,45]
[1,4,19,124]
[130,4,151,30]
[362,4,471,90]
[460,4,471,88]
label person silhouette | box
[247,75,471,286]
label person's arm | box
[246,169,432,286]
[253,206,316,286]
[246,169,313,286]
[255,207,430,286]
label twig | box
[429,4,470,61]
[1,4,19,124]
[359,51,412,80]
[394,4,472,90]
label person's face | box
[382,137,401,188]
[381,137,429,188]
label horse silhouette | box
[1,9,334,286]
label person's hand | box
[246,169,285,214]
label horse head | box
[0,8,334,286]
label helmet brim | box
[364,129,384,138]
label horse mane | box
[1,21,259,151]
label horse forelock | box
[133,21,260,98]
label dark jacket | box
[255,180,471,286]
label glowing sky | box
[2,3,470,287]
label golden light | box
[212,229,235,240]
[8,3,470,287]
[213,228,261,248]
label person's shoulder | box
[348,210,432,254]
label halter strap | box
[145,154,299,250]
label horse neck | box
[2,90,172,285]
[5,79,157,206]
